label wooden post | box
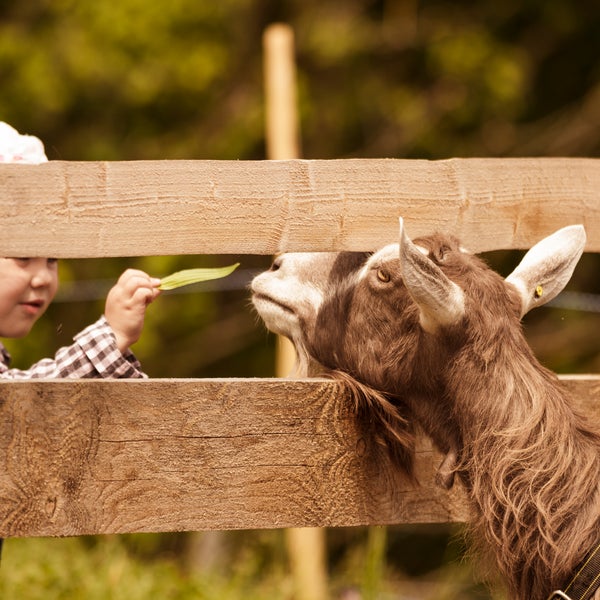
[264,23,301,161]
[263,22,299,379]
[263,23,329,600]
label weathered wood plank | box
[1,158,599,257]
[0,378,463,538]
[1,376,598,538]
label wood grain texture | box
[1,158,599,257]
[0,378,464,538]
[1,376,598,539]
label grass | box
[0,528,502,599]
[0,534,292,600]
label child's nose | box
[31,264,54,288]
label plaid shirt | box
[0,316,146,379]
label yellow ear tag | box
[534,285,544,299]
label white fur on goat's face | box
[251,253,330,340]
[251,251,371,372]
[251,252,363,341]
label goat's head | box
[251,249,418,476]
[251,221,585,469]
[253,221,585,390]
[251,251,370,375]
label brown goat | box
[251,222,600,600]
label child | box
[0,122,161,378]
[0,258,160,378]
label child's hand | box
[104,269,161,353]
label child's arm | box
[0,316,146,379]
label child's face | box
[0,258,59,338]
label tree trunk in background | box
[184,531,227,574]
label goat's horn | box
[505,224,586,317]
[399,218,465,333]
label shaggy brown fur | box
[309,236,600,600]
[328,369,417,483]
[257,233,600,600]
[437,240,600,598]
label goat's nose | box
[270,256,283,272]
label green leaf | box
[158,263,240,290]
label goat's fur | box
[251,224,600,600]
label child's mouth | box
[20,299,44,315]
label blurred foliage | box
[0,532,293,600]
[1,0,599,597]
[0,526,494,599]
[1,0,599,161]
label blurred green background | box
[1,0,599,598]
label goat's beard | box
[324,370,417,482]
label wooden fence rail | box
[1,158,599,540]
[0,376,599,539]
[2,158,599,257]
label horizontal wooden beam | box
[1,158,599,257]
[1,376,598,538]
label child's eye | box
[47,258,58,265]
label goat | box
[251,222,600,600]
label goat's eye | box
[270,258,282,272]
[376,268,391,283]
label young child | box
[0,258,160,378]
[0,122,161,378]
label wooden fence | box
[1,158,599,539]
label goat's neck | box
[283,340,324,378]
[445,338,600,600]
[400,332,461,456]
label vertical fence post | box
[263,23,329,600]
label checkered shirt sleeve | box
[0,316,146,379]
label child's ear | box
[505,225,586,316]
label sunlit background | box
[1,0,599,598]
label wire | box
[52,273,600,313]
[53,269,260,302]
[547,292,600,313]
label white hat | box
[0,121,48,164]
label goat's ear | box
[399,218,465,333]
[505,224,586,316]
